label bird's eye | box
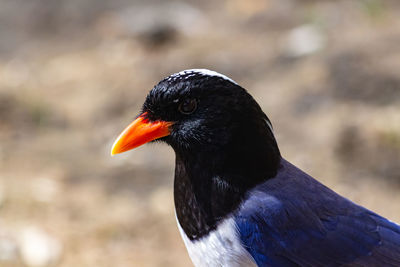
[178,98,197,115]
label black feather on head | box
[142,69,281,240]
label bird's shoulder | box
[235,159,400,267]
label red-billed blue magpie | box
[111,69,400,267]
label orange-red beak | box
[111,112,173,155]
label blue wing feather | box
[235,159,400,267]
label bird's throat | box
[174,139,281,240]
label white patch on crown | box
[176,215,257,267]
[168,69,238,85]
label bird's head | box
[111,69,280,181]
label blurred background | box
[0,0,400,266]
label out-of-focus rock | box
[0,236,17,262]
[108,2,207,46]
[18,227,62,267]
[285,24,325,57]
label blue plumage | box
[236,159,400,266]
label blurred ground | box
[0,0,400,266]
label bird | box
[111,69,400,267]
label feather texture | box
[236,159,400,267]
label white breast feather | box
[176,216,257,267]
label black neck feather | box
[174,123,281,240]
